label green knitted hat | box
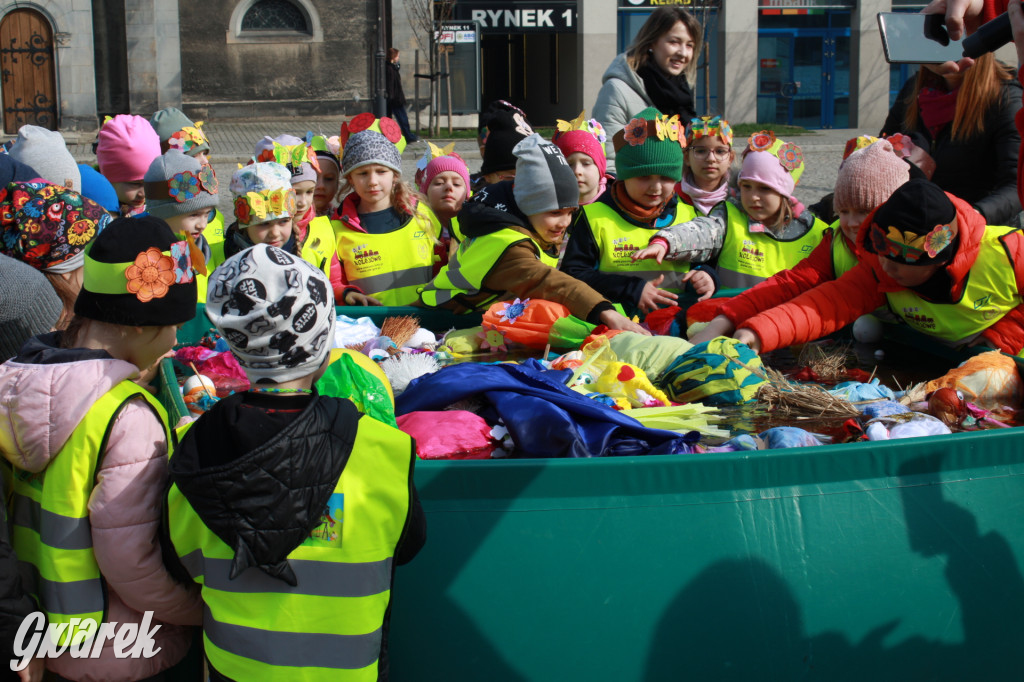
[612,107,685,182]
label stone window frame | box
[226,0,324,44]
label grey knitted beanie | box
[8,125,81,192]
[512,134,579,216]
[341,131,402,178]
[0,253,62,361]
[144,150,220,220]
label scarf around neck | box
[612,181,669,225]
[677,171,730,216]
[636,62,696,121]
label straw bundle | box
[797,343,853,383]
[757,368,860,418]
[380,316,420,349]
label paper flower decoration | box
[478,324,508,352]
[623,118,649,146]
[747,130,776,153]
[496,298,529,324]
[168,171,201,202]
[776,141,803,172]
[125,247,176,302]
[169,240,195,284]
[883,133,914,159]
[378,116,403,144]
[924,223,953,257]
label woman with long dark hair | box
[592,7,702,173]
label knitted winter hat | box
[96,115,162,183]
[206,243,335,384]
[415,142,470,193]
[739,131,805,201]
[0,181,112,274]
[480,104,534,176]
[75,215,197,326]
[512,134,579,216]
[229,162,296,227]
[253,135,320,185]
[144,150,220,220]
[0,253,62,361]
[149,107,211,157]
[339,113,406,154]
[865,178,957,266]
[552,112,608,178]
[78,164,120,214]
[833,140,909,212]
[612,107,686,182]
[0,153,41,187]
[341,130,402,178]
[8,126,80,192]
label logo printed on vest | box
[974,294,991,310]
[738,239,766,266]
[306,493,344,547]
[612,237,643,264]
[902,306,937,330]
[351,243,383,266]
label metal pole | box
[373,0,387,117]
[414,49,420,134]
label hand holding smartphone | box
[879,4,1024,65]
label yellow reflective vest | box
[420,226,558,309]
[6,381,168,646]
[886,225,1022,346]
[167,418,414,682]
[333,205,437,306]
[205,209,227,246]
[299,216,337,280]
[717,209,829,289]
[582,200,692,294]
[828,224,859,279]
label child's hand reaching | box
[600,309,652,336]
[680,270,715,301]
[733,327,762,353]
[343,290,383,306]
[638,274,678,313]
[632,241,668,264]
[688,314,735,345]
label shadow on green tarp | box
[390,429,1024,680]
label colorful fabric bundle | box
[480,298,595,350]
[660,337,766,405]
[396,411,499,459]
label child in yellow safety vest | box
[165,243,426,682]
[633,130,830,290]
[560,106,717,316]
[551,111,610,207]
[676,115,735,220]
[144,149,221,303]
[416,143,471,252]
[0,216,203,680]
[311,134,341,217]
[691,138,911,343]
[420,133,649,335]
[332,117,439,307]
[254,135,344,300]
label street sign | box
[453,2,577,33]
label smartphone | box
[877,12,965,64]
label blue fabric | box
[78,164,119,213]
[396,359,696,457]
[859,400,909,419]
[829,379,896,402]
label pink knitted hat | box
[553,130,607,178]
[419,155,470,194]
[96,115,161,183]
[833,139,910,212]
[738,150,797,202]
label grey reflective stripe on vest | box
[421,245,479,305]
[179,550,392,598]
[349,265,434,295]
[11,493,92,551]
[20,561,104,615]
[204,605,382,670]
[717,269,766,289]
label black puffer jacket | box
[881,75,1023,226]
[166,392,425,682]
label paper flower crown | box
[842,135,879,161]
[82,242,194,303]
[552,111,608,152]
[147,165,219,203]
[414,142,467,185]
[234,187,297,227]
[168,123,209,154]
[612,114,687,153]
[869,222,955,264]
[255,141,322,176]
[744,130,805,184]
[687,116,732,146]
[340,113,406,153]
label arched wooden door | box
[0,9,57,133]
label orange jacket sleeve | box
[980,228,1024,353]
[719,232,838,326]
[739,262,886,353]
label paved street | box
[61,120,878,222]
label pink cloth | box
[918,86,960,140]
[677,171,730,216]
[96,115,161,183]
[0,355,202,681]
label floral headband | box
[340,113,405,152]
[745,130,804,177]
[82,242,193,303]
[255,141,322,175]
[147,165,218,203]
[168,124,209,154]
[613,115,687,153]
[842,135,879,161]
[233,187,297,226]
[415,141,458,174]
[687,116,732,146]
[553,111,608,148]
[869,221,955,265]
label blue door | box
[757,28,850,129]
